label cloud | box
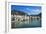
[27,9,41,15]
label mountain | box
[11,10,28,15]
[38,13,41,18]
[27,13,41,17]
[11,10,41,17]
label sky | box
[11,5,41,15]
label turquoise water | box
[11,18,41,28]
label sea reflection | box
[11,17,41,28]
